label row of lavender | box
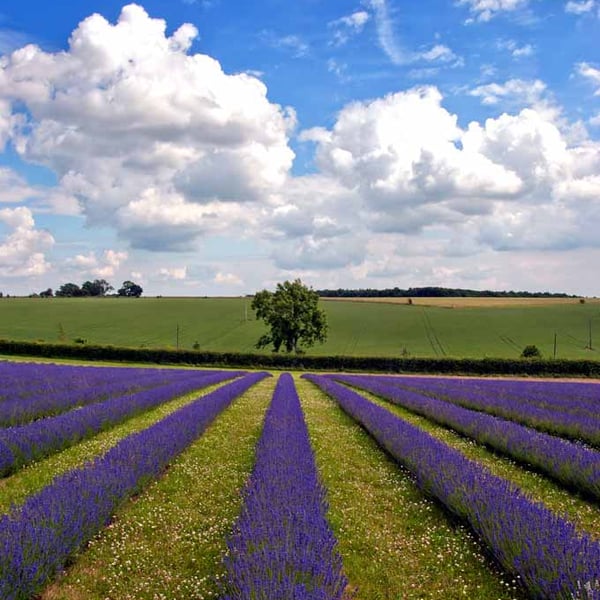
[222,373,347,599]
[0,362,213,426]
[333,374,600,501]
[0,369,243,476]
[305,374,600,600]
[0,371,269,600]
[387,375,600,447]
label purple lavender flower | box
[0,369,243,476]
[304,374,600,600]
[222,373,347,600]
[377,375,600,447]
[331,374,600,501]
[0,362,219,426]
[0,371,269,600]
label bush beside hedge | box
[1,339,599,377]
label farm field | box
[1,296,600,359]
[1,361,599,599]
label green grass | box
[4,368,597,599]
[0,380,232,514]
[39,376,275,600]
[297,377,525,600]
[2,296,600,359]
[353,386,600,538]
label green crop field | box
[1,296,600,359]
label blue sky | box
[0,0,599,296]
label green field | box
[1,296,600,359]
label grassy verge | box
[0,380,234,513]
[357,386,600,538]
[40,375,275,600]
[296,376,525,600]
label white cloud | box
[469,78,548,106]
[577,62,600,95]
[301,84,600,257]
[214,271,243,285]
[590,112,600,126]
[67,249,128,278]
[0,4,295,250]
[496,39,534,58]
[0,206,54,276]
[565,0,596,14]
[418,44,461,64]
[158,266,187,280]
[0,167,38,203]
[329,10,370,46]
[457,0,530,23]
[368,0,409,65]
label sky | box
[0,0,599,297]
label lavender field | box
[0,361,599,599]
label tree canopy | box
[251,279,328,353]
[117,280,143,297]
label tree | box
[118,280,143,297]
[521,345,542,359]
[55,283,82,297]
[39,288,53,298]
[81,279,113,297]
[251,279,328,353]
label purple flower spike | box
[222,373,348,600]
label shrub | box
[521,345,542,359]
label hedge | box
[1,339,599,377]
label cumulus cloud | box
[68,249,128,278]
[0,206,54,276]
[300,85,600,256]
[457,0,530,23]
[469,78,548,107]
[0,4,295,250]
[158,266,187,280]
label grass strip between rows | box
[0,372,269,600]
[0,379,233,514]
[221,373,347,599]
[347,382,600,538]
[304,374,600,600]
[296,376,525,600]
[333,374,600,502]
[396,376,600,448]
[40,375,277,600]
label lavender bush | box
[0,371,268,600]
[222,373,347,600]
[384,375,600,446]
[0,369,243,476]
[304,374,600,600]
[333,374,600,501]
[0,363,205,426]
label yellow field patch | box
[321,296,599,308]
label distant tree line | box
[316,286,577,298]
[30,279,143,298]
